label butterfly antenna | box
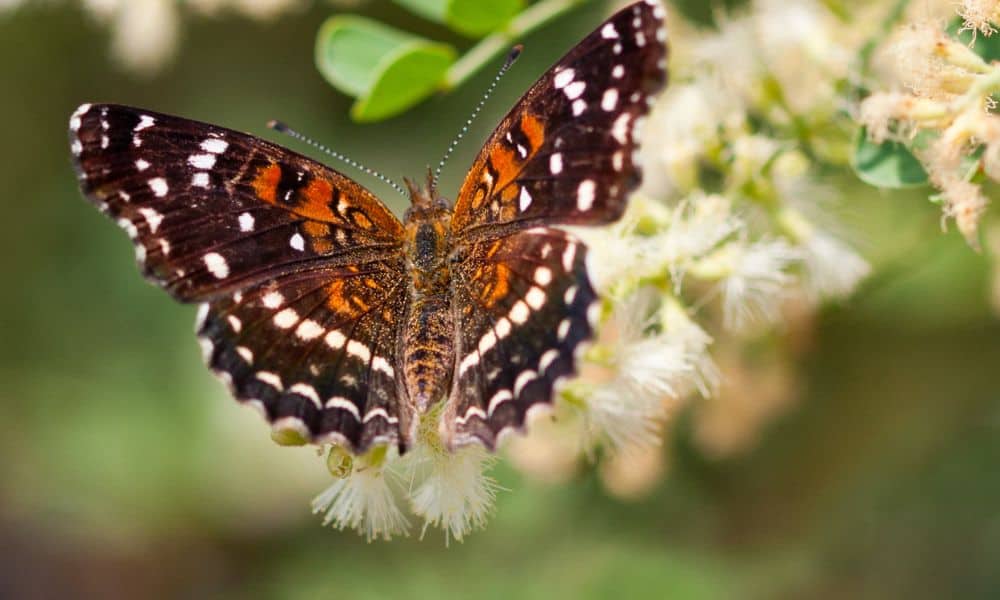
[267,120,407,198]
[432,44,523,190]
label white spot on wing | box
[601,23,619,39]
[495,317,512,339]
[611,112,631,144]
[192,172,209,188]
[70,104,90,132]
[509,300,530,324]
[295,319,324,340]
[138,207,164,233]
[238,212,255,232]
[612,64,625,79]
[135,159,150,171]
[290,233,305,251]
[325,329,346,349]
[487,390,513,416]
[134,115,155,131]
[256,371,283,390]
[458,352,479,376]
[201,138,228,154]
[274,308,299,329]
[236,346,254,363]
[576,180,596,211]
[553,68,575,89]
[203,252,229,279]
[601,88,619,111]
[525,286,546,310]
[549,152,563,174]
[539,349,560,373]
[227,315,242,332]
[564,81,586,100]
[289,383,322,408]
[325,396,360,420]
[363,408,398,424]
[188,154,216,169]
[519,186,532,211]
[262,291,284,308]
[514,370,537,397]
[562,243,577,272]
[148,177,168,197]
[372,356,394,377]
[346,340,371,362]
[572,99,587,116]
[558,319,571,341]
[534,266,552,285]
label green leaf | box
[851,126,929,188]
[315,16,456,122]
[393,0,524,37]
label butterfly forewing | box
[72,103,408,451]
[450,0,667,238]
[71,104,404,301]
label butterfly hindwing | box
[197,261,406,450]
[444,228,596,448]
[71,103,404,301]
[449,0,667,238]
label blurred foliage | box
[314,0,584,121]
[851,126,928,188]
[0,1,998,599]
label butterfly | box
[69,0,668,454]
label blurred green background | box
[1,1,999,598]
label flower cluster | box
[860,1,1000,248]
[314,0,873,540]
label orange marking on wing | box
[481,263,511,308]
[352,211,373,230]
[303,222,330,237]
[520,113,545,154]
[326,279,362,318]
[252,163,282,204]
[489,143,519,190]
[298,179,335,220]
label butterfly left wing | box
[71,103,410,451]
[449,0,668,239]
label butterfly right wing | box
[449,0,667,239]
[71,103,408,450]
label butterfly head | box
[403,168,450,222]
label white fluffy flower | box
[311,449,409,542]
[657,193,744,286]
[659,298,720,398]
[800,231,871,299]
[406,444,498,543]
[716,239,800,331]
[581,290,695,448]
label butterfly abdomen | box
[400,187,457,424]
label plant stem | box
[443,0,588,90]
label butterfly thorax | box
[399,178,456,422]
